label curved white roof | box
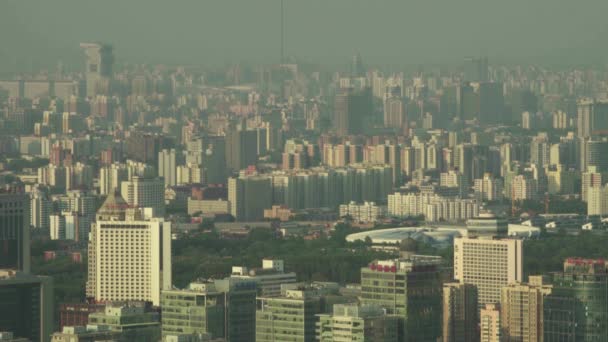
[346,224,540,245]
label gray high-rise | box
[0,192,30,273]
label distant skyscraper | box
[80,43,113,97]
[228,175,272,221]
[334,87,372,136]
[158,148,177,187]
[577,98,608,138]
[454,237,523,310]
[0,192,30,273]
[384,93,406,130]
[87,193,171,306]
[225,126,259,172]
[477,82,504,124]
[464,56,489,82]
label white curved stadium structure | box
[346,224,540,246]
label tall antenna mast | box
[280,0,285,64]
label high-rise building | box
[228,175,272,221]
[317,303,399,342]
[225,126,259,172]
[0,193,30,273]
[99,163,128,195]
[500,276,552,342]
[442,282,478,342]
[30,187,51,231]
[577,98,608,138]
[474,173,504,201]
[511,174,538,201]
[56,190,96,242]
[334,86,373,136]
[360,256,443,341]
[384,92,406,130]
[158,148,177,187]
[477,82,505,124]
[0,270,54,342]
[587,183,608,215]
[80,43,113,97]
[480,303,501,342]
[454,237,523,310]
[464,56,489,83]
[544,258,608,341]
[87,193,171,306]
[120,176,165,217]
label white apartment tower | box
[87,192,171,306]
[454,237,523,310]
[158,149,177,187]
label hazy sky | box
[1,0,608,72]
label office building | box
[500,276,552,342]
[0,193,30,273]
[161,282,226,339]
[87,304,160,342]
[334,86,372,136]
[361,256,443,341]
[230,259,296,297]
[577,98,608,138]
[120,176,165,217]
[480,304,501,342]
[442,282,478,342]
[87,193,171,306]
[454,237,523,310]
[544,258,608,341]
[225,126,259,172]
[80,43,113,97]
[317,303,399,342]
[0,270,54,342]
[158,149,177,187]
[256,285,329,342]
[581,166,604,202]
[228,175,272,221]
[464,56,489,83]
